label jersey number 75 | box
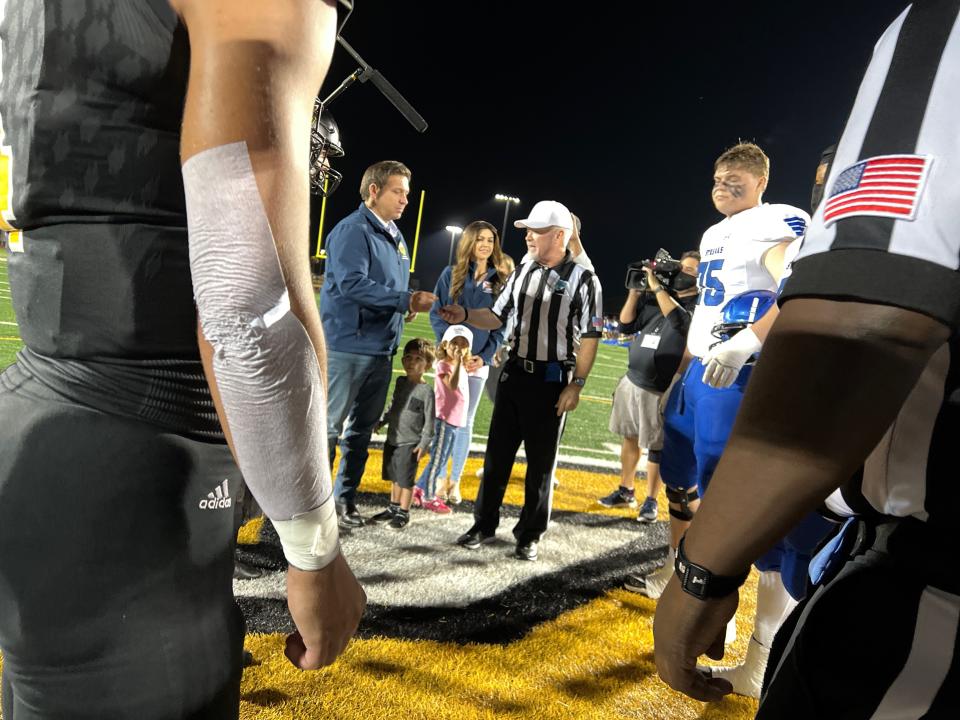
[698,259,725,307]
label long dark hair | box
[448,220,507,302]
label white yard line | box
[591,358,627,370]
[370,431,620,471]
[587,373,620,382]
[0,320,18,326]
[471,433,617,459]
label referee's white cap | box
[514,200,573,231]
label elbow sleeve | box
[184,142,337,567]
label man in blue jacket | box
[321,160,437,527]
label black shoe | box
[233,558,264,580]
[242,650,255,667]
[515,541,538,561]
[623,573,647,594]
[389,509,410,530]
[337,501,364,528]
[598,486,638,508]
[456,529,495,549]
[370,505,398,523]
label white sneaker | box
[699,635,769,699]
[624,546,675,599]
[725,617,737,645]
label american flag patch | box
[823,154,932,227]
[591,316,603,330]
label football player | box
[0,1,364,717]
[632,143,811,697]
[655,4,960,714]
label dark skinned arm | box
[654,297,949,702]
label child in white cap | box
[413,324,473,513]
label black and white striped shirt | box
[492,251,603,363]
[774,6,960,714]
[783,0,960,537]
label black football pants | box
[473,365,565,545]
[0,361,245,719]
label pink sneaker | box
[423,497,452,514]
[412,487,424,508]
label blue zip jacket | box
[321,203,412,356]
[429,263,504,365]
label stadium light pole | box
[495,194,520,249]
[445,225,463,267]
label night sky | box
[312,1,910,308]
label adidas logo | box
[199,479,233,510]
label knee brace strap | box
[647,449,662,464]
[665,486,699,521]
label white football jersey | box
[687,203,810,358]
[777,233,805,295]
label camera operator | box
[599,251,700,526]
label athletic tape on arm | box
[183,141,338,570]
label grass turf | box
[1,451,761,719]
[0,255,22,370]
[232,454,759,720]
[0,254,759,718]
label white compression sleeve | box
[183,141,338,570]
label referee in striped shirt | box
[440,200,603,561]
[654,2,960,716]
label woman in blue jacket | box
[429,220,507,503]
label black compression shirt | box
[0,1,224,439]
[1,0,194,359]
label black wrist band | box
[674,536,750,600]
[463,307,470,324]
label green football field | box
[389,313,627,465]
[0,252,627,464]
[0,254,20,370]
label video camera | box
[625,249,684,291]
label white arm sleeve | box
[183,141,338,570]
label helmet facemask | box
[310,99,344,197]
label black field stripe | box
[236,506,670,644]
[834,0,960,251]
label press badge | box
[640,333,661,350]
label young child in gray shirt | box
[371,338,435,529]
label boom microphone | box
[327,36,428,133]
